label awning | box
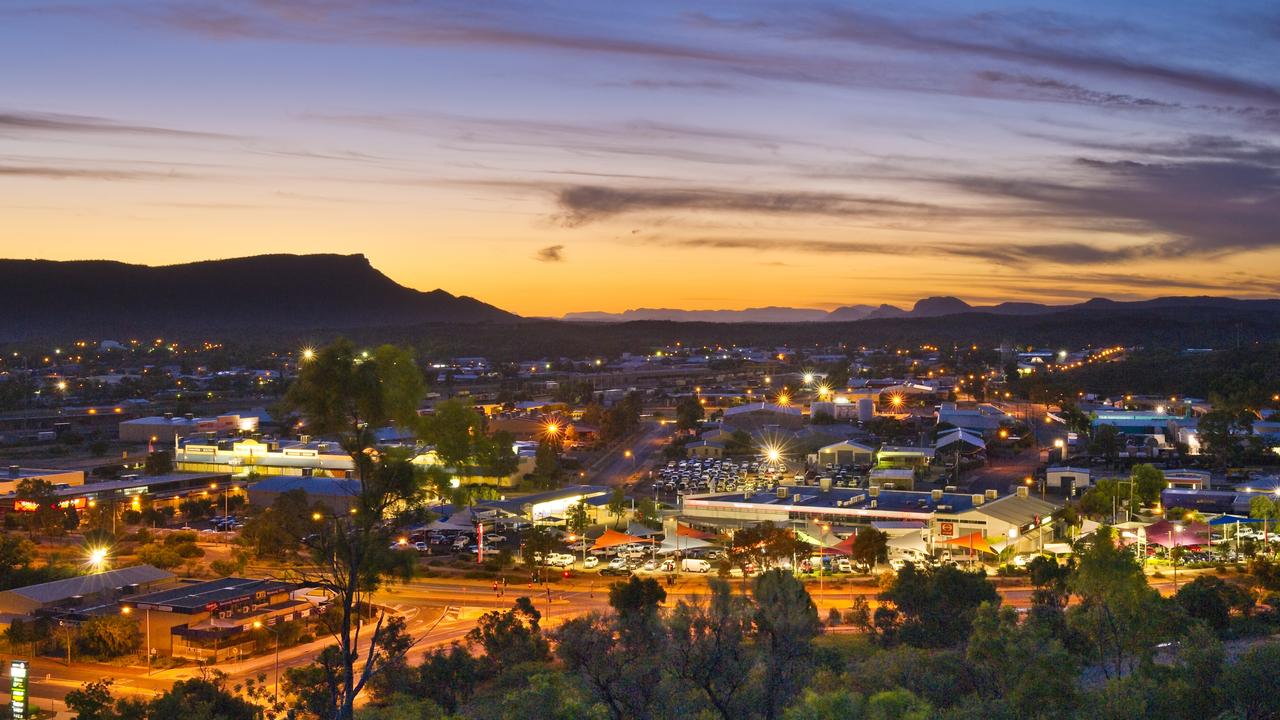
[1042,542,1074,555]
[940,531,995,554]
[1143,519,1210,547]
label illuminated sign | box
[938,522,956,537]
[12,501,39,512]
[10,660,28,720]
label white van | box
[681,558,712,573]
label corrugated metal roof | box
[968,494,1056,525]
[7,565,174,605]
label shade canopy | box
[657,535,715,554]
[886,530,928,553]
[676,523,718,540]
[939,531,995,554]
[1208,515,1266,526]
[591,528,653,550]
[1143,519,1210,547]
[626,522,662,538]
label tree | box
[1220,642,1280,719]
[753,569,821,719]
[1130,464,1166,506]
[15,478,64,537]
[1249,495,1279,545]
[726,521,811,578]
[1198,408,1253,469]
[415,642,484,713]
[850,529,889,569]
[567,501,590,536]
[675,396,705,431]
[665,579,757,720]
[64,680,145,720]
[877,563,999,648]
[1067,527,1178,679]
[532,437,562,487]
[466,596,550,671]
[1174,576,1253,632]
[283,339,424,438]
[782,689,863,720]
[499,671,609,720]
[239,488,326,559]
[366,617,415,704]
[966,603,1079,719]
[144,450,174,476]
[1090,424,1121,466]
[148,672,260,720]
[606,487,627,528]
[865,689,932,720]
[421,398,487,470]
[278,341,430,720]
[521,526,558,569]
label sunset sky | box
[3,1,1278,317]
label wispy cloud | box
[0,110,234,139]
[534,244,565,262]
[554,185,946,227]
[0,164,191,181]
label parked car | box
[599,567,633,577]
[583,556,599,569]
[681,558,712,573]
[836,557,852,573]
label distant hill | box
[562,295,1280,322]
[563,306,830,323]
[0,254,517,340]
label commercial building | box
[812,440,875,467]
[936,403,1013,434]
[685,441,725,459]
[0,565,174,623]
[679,485,1055,557]
[0,466,85,496]
[1,472,233,515]
[121,578,319,660]
[475,485,610,522]
[119,413,259,443]
[176,437,354,478]
[246,475,361,514]
[1045,466,1091,494]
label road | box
[589,421,672,488]
[3,563,1199,713]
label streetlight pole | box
[253,621,280,703]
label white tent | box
[626,523,663,538]
[935,427,986,450]
[886,529,928,554]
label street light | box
[1171,524,1184,590]
[253,620,281,703]
[122,606,153,675]
[87,546,109,572]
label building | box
[121,578,319,660]
[876,446,935,469]
[721,402,805,430]
[680,484,979,532]
[246,475,362,514]
[0,565,174,623]
[946,488,1057,555]
[869,467,917,490]
[475,485,610,522]
[2,472,233,516]
[812,440,875,467]
[685,441,725,459]
[936,403,1013,434]
[119,413,259,443]
[0,466,85,496]
[176,437,354,478]
[1164,470,1211,490]
[1045,466,1091,494]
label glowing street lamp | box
[300,347,316,362]
[87,546,109,572]
[889,394,904,409]
[776,392,792,407]
[802,372,815,386]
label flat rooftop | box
[684,486,978,518]
[128,578,296,613]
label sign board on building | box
[938,522,955,537]
[10,660,28,720]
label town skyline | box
[4,1,1280,316]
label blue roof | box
[248,476,361,497]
